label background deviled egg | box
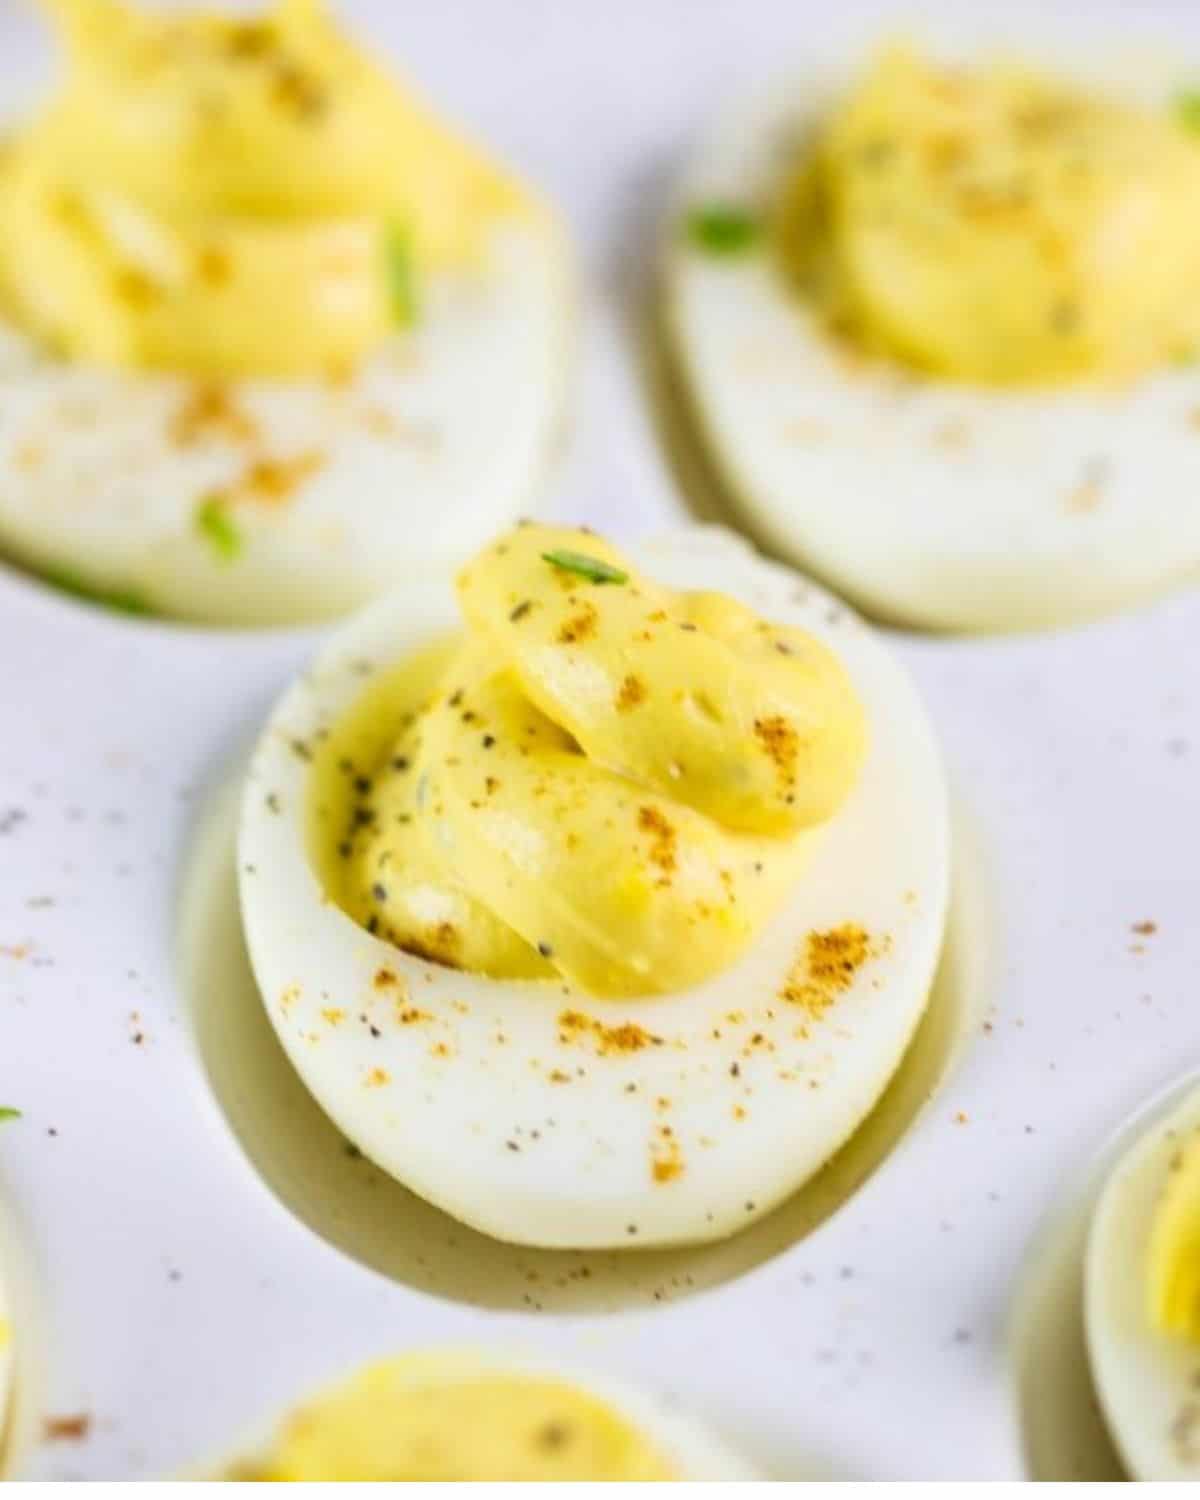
[214,1348,760,1480]
[1085,1082,1200,1481]
[0,0,572,625]
[664,43,1200,632]
[237,524,949,1250]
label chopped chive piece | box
[0,1107,21,1122]
[40,564,154,616]
[195,496,243,563]
[685,204,761,256]
[384,223,418,327]
[1175,88,1200,132]
[541,549,628,585]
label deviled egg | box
[0,0,570,624]
[665,42,1200,631]
[238,523,949,1249]
[1086,1083,1200,1480]
[218,1348,758,1480]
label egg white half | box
[664,56,1200,633]
[1085,1083,1200,1482]
[237,526,949,1249]
[0,220,572,626]
[217,1347,761,1481]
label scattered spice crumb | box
[44,1414,91,1442]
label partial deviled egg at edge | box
[665,42,1200,632]
[0,0,572,626]
[213,1348,760,1480]
[237,522,949,1250]
[1085,1083,1200,1481]
[0,1259,12,1467]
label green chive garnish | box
[195,496,243,563]
[1175,89,1200,132]
[0,1107,21,1122]
[541,549,628,585]
[685,204,760,256]
[384,223,418,327]
[40,565,153,617]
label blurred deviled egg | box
[219,1348,758,1480]
[0,0,571,624]
[238,522,949,1249]
[1086,1082,1200,1480]
[665,42,1200,630]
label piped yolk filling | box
[0,0,525,376]
[779,44,1200,385]
[327,524,867,998]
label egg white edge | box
[1084,1080,1200,1481]
[0,211,576,627]
[662,47,1200,633]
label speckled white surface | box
[1,0,1199,1480]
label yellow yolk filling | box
[779,44,1200,385]
[1147,1129,1200,1341]
[0,0,525,376]
[333,524,866,997]
[246,1356,678,1481]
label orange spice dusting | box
[637,805,677,879]
[398,922,461,967]
[616,674,646,712]
[1131,920,1158,936]
[651,1128,685,1184]
[557,1008,663,1055]
[557,600,599,644]
[753,713,798,790]
[169,383,258,448]
[397,1006,431,1026]
[373,967,402,990]
[780,923,880,1017]
[320,1007,345,1026]
[365,1067,390,1087]
[241,451,326,506]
